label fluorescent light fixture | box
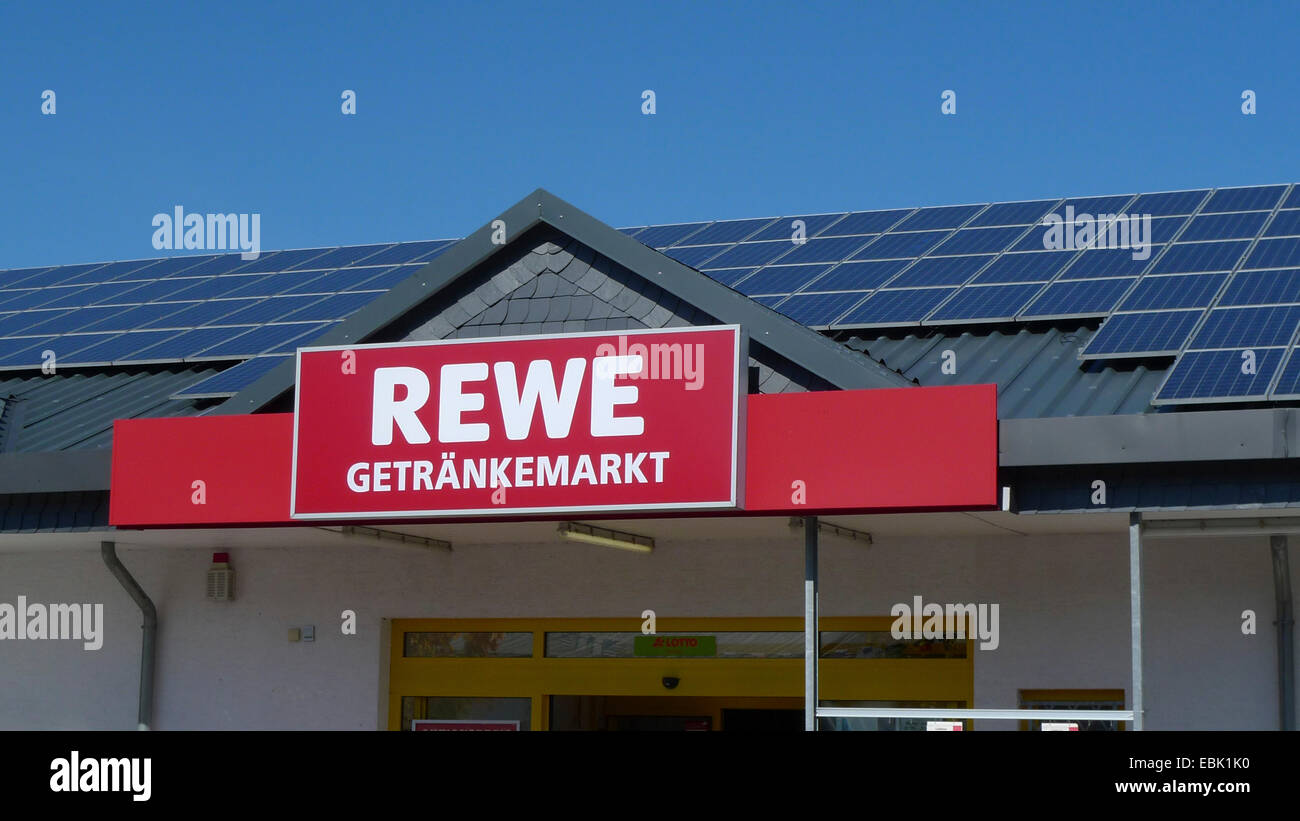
[558,522,654,553]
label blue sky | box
[2,0,1297,268]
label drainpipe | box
[1271,535,1295,731]
[101,541,157,730]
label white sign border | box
[289,325,745,521]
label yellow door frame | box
[389,617,974,730]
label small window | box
[403,631,533,658]
[1018,689,1126,731]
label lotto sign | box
[291,326,745,519]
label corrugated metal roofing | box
[0,367,217,452]
[843,326,1168,418]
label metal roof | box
[842,325,1168,418]
[0,366,217,452]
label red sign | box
[291,327,745,520]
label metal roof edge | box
[999,407,1297,466]
[216,189,911,414]
[0,450,112,493]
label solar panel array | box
[622,183,1300,406]
[0,240,455,398]
[5,183,1300,407]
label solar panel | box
[926,283,1041,322]
[16,263,111,288]
[966,200,1057,227]
[1265,210,1300,237]
[837,288,956,326]
[282,243,396,271]
[1009,223,1064,253]
[145,257,226,279]
[196,324,329,359]
[892,205,983,232]
[1178,211,1269,241]
[632,223,710,248]
[124,326,252,363]
[702,267,758,288]
[1080,310,1204,357]
[1155,348,1284,402]
[806,260,909,292]
[1128,190,1209,216]
[156,277,229,301]
[816,210,912,236]
[678,218,775,245]
[746,214,847,242]
[1019,278,1136,318]
[162,253,255,278]
[0,309,69,337]
[78,302,200,333]
[0,291,38,314]
[280,265,398,294]
[972,251,1074,283]
[888,255,990,287]
[733,265,835,296]
[1201,185,1287,214]
[226,248,332,275]
[0,288,92,312]
[277,291,382,322]
[0,336,62,369]
[340,265,418,291]
[109,279,209,304]
[171,354,293,397]
[697,241,794,268]
[17,305,131,336]
[204,296,326,326]
[851,231,948,260]
[59,259,168,285]
[1269,349,1300,398]
[1244,237,1300,270]
[1147,216,1191,244]
[0,267,55,288]
[265,321,335,353]
[929,226,1023,256]
[221,270,340,298]
[143,299,262,329]
[356,240,454,266]
[780,235,878,265]
[1150,241,1251,274]
[1283,187,1300,209]
[1218,269,1300,306]
[1188,305,1300,348]
[774,292,868,326]
[663,244,730,268]
[1117,273,1229,311]
[41,281,146,309]
[1060,248,1157,278]
[1057,195,1134,215]
[58,331,178,365]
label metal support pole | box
[804,515,819,731]
[1270,534,1295,731]
[1129,512,1144,731]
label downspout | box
[101,541,157,730]
[1271,535,1295,730]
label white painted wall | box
[0,528,1292,730]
